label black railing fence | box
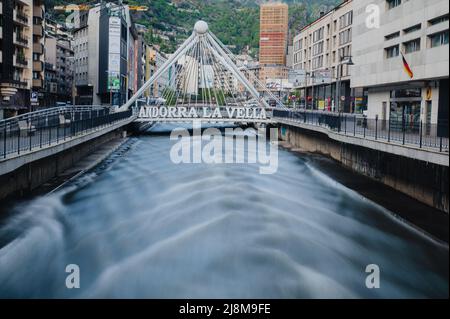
[274,109,449,152]
[0,106,133,159]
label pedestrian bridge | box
[121,20,285,125]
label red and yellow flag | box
[401,52,414,79]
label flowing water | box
[0,124,448,298]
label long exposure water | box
[0,124,448,298]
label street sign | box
[314,69,332,84]
[288,69,306,87]
[266,79,293,90]
[30,91,39,103]
[108,72,121,91]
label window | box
[404,38,420,53]
[339,29,352,45]
[385,32,400,41]
[313,27,324,43]
[403,24,421,34]
[387,0,401,10]
[385,45,399,58]
[429,14,449,26]
[430,31,449,48]
[339,11,353,30]
[312,56,323,69]
[313,42,323,56]
[339,45,351,59]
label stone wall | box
[0,129,123,201]
[280,125,449,213]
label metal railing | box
[274,109,449,153]
[0,106,133,159]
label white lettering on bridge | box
[138,106,268,121]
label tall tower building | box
[259,2,289,65]
[259,2,289,90]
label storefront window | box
[390,101,421,132]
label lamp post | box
[335,55,354,113]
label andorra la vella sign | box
[138,106,268,120]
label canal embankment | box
[0,128,128,203]
[278,122,449,214]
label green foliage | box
[46,0,340,54]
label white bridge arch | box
[119,21,287,124]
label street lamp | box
[335,55,354,113]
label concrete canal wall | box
[0,129,126,202]
[279,124,449,213]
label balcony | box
[11,77,29,88]
[32,78,43,88]
[33,6,44,19]
[14,33,29,47]
[33,43,44,54]
[14,10,29,25]
[33,61,44,72]
[16,0,31,6]
[33,25,43,37]
[14,55,29,68]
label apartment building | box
[352,0,449,131]
[292,0,354,112]
[44,19,74,106]
[31,0,44,106]
[0,0,33,118]
[44,35,74,106]
[136,24,147,95]
[73,2,132,106]
[145,45,175,98]
[259,2,289,87]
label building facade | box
[259,3,289,88]
[31,0,44,107]
[292,0,354,112]
[145,45,175,98]
[1,0,34,118]
[352,0,449,131]
[73,2,132,106]
[44,19,74,106]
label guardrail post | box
[3,124,7,158]
[337,113,341,133]
[375,115,378,140]
[49,121,52,146]
[40,123,43,148]
[363,120,366,138]
[419,120,423,148]
[17,127,20,155]
[402,119,406,145]
[29,119,32,152]
[344,114,347,135]
[388,118,391,143]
